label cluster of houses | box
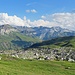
[0,47,75,62]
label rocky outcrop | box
[0,24,17,35]
[16,26,75,40]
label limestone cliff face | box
[0,24,17,35]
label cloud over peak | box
[52,13,75,29]
[41,13,75,30]
[0,13,75,30]
[0,13,25,26]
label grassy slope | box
[0,32,41,42]
[0,32,41,50]
[0,55,75,75]
[30,36,75,48]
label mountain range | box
[0,24,75,50]
[16,26,75,40]
[0,24,41,50]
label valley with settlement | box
[0,0,75,75]
[0,24,75,75]
[0,24,75,61]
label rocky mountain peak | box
[16,26,75,40]
[0,24,17,35]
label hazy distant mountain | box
[16,26,75,40]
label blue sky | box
[0,0,75,20]
[0,0,75,30]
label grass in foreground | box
[0,56,75,75]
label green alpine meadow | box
[0,55,75,75]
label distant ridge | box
[16,26,75,40]
[30,36,75,48]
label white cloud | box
[26,10,30,13]
[52,13,75,30]
[0,13,50,27]
[0,13,75,30]
[29,19,50,27]
[41,16,46,19]
[31,9,37,13]
[41,13,75,30]
[0,13,29,26]
[26,9,37,13]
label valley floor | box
[0,56,75,75]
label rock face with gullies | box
[16,26,75,40]
[0,24,17,35]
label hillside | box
[30,36,75,48]
[0,24,75,50]
[0,24,41,50]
